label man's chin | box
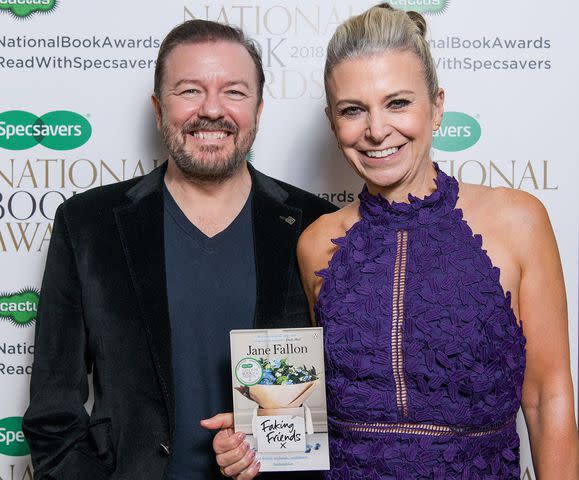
[172,154,247,183]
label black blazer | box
[23,163,337,480]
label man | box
[23,20,335,480]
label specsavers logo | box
[433,111,481,152]
[0,110,91,150]
[387,0,449,14]
[0,289,38,327]
[0,417,30,457]
[0,0,56,18]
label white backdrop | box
[0,1,577,478]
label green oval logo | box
[0,110,91,151]
[0,111,40,150]
[38,111,92,150]
[0,0,56,19]
[0,417,30,457]
[433,112,481,151]
[387,0,448,14]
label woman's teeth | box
[365,147,399,158]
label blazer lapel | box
[113,166,175,435]
[250,166,303,329]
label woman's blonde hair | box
[324,3,439,101]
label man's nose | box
[198,92,225,119]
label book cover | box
[230,327,330,472]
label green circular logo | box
[0,417,30,457]
[235,357,263,386]
[433,111,481,152]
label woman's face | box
[326,50,444,195]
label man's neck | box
[164,160,252,238]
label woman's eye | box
[389,99,410,109]
[339,106,362,117]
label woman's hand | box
[201,413,260,479]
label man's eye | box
[180,88,199,95]
[227,90,246,97]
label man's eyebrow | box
[171,79,252,90]
[223,80,251,90]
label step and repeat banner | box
[1,1,577,478]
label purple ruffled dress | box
[315,165,526,479]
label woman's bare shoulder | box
[298,200,360,273]
[459,183,549,229]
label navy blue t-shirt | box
[163,185,256,479]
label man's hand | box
[201,413,260,479]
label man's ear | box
[151,94,162,131]
[255,99,264,131]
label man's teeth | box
[365,147,399,158]
[192,131,228,139]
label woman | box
[211,4,578,478]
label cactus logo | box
[0,110,91,151]
[433,111,481,152]
[0,417,30,457]
[387,0,449,14]
[0,289,39,327]
[0,0,56,19]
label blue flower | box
[259,371,275,385]
[271,359,281,369]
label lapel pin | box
[280,215,296,225]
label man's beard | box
[161,117,256,183]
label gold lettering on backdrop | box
[68,159,98,189]
[436,160,557,190]
[0,158,156,189]
[325,6,345,34]
[263,69,324,100]
[60,157,65,188]
[6,222,40,252]
[0,228,6,251]
[183,6,196,20]
[99,159,126,183]
[183,4,356,36]
[39,222,52,252]
[489,161,515,188]
[215,6,230,25]
[543,160,558,189]
[17,160,38,188]
[295,6,320,34]
[132,160,147,177]
[2,463,35,480]
[38,159,58,188]
[264,6,292,35]
[0,222,52,253]
[518,161,539,190]
[457,160,487,185]
[0,159,14,187]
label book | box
[230,327,330,472]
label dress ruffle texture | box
[315,165,526,479]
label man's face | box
[153,41,263,183]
